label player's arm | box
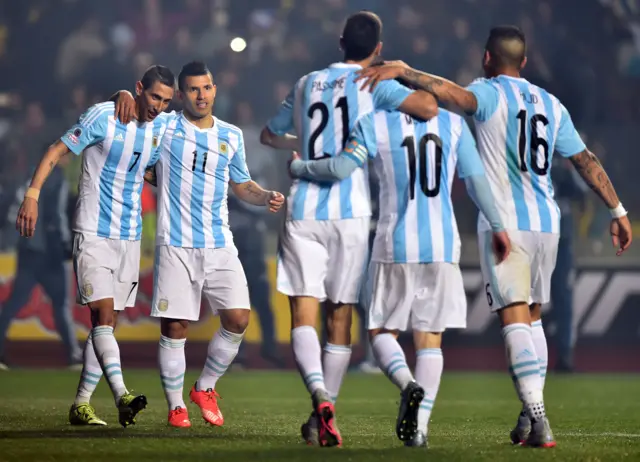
[555,105,632,255]
[17,104,108,237]
[261,84,300,151]
[289,115,376,182]
[368,74,438,121]
[111,90,137,124]
[456,120,511,262]
[357,61,497,118]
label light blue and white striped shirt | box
[61,101,169,240]
[266,62,413,221]
[155,112,251,248]
[467,75,586,233]
[344,109,484,264]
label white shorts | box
[276,217,370,304]
[478,230,559,311]
[72,233,141,311]
[151,245,250,321]
[365,262,467,332]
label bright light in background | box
[230,37,247,52]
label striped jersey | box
[267,62,413,221]
[61,101,169,241]
[342,109,485,264]
[466,75,586,234]
[155,112,251,248]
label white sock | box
[197,327,244,391]
[322,343,351,404]
[372,333,414,390]
[531,320,548,389]
[502,323,546,421]
[292,326,326,395]
[74,332,103,405]
[159,335,187,411]
[414,348,443,434]
[91,326,128,403]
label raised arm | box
[357,61,478,115]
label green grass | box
[0,370,639,461]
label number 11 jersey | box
[466,75,586,234]
[266,62,413,221]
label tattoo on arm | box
[401,69,478,113]
[569,149,619,208]
[244,182,267,200]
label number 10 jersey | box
[466,75,586,234]
[266,62,413,221]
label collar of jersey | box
[329,62,363,69]
[496,74,527,83]
[179,112,218,132]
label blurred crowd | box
[0,0,639,258]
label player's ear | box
[483,50,491,67]
[375,42,383,56]
[338,36,345,52]
[135,81,143,97]
[520,56,528,71]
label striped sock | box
[74,332,103,405]
[91,326,127,403]
[292,326,326,395]
[414,348,443,434]
[159,335,187,410]
[531,320,548,389]
[502,323,546,421]
[196,328,243,391]
[372,333,414,390]
[322,343,352,404]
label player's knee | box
[221,309,250,334]
[161,318,189,339]
[88,299,116,327]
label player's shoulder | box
[79,101,114,125]
[154,110,179,125]
[467,77,500,89]
[214,117,242,136]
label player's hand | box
[287,151,301,179]
[355,60,411,92]
[610,215,632,256]
[15,198,39,238]
[266,191,285,213]
[115,91,136,124]
[491,231,511,264]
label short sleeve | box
[266,85,295,136]
[229,130,252,183]
[455,119,485,178]
[466,78,500,122]
[372,79,413,111]
[341,113,377,167]
[60,103,110,155]
[555,104,586,158]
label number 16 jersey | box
[466,75,586,234]
[266,62,413,221]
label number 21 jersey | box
[267,63,413,221]
[467,75,586,234]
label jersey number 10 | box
[516,110,550,176]
[401,134,443,200]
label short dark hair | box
[341,11,382,61]
[178,61,213,91]
[485,25,526,69]
[140,65,175,90]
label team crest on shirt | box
[219,142,228,154]
[67,127,82,145]
[152,135,159,148]
[83,283,93,298]
[158,299,169,312]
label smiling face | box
[135,80,174,122]
[178,73,216,120]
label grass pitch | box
[0,370,638,461]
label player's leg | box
[479,231,554,447]
[191,247,250,426]
[323,303,352,405]
[408,262,467,448]
[151,245,200,428]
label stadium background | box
[0,0,639,372]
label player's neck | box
[184,111,214,129]
[492,67,521,79]
[343,57,372,68]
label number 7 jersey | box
[466,75,586,233]
[266,62,413,221]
